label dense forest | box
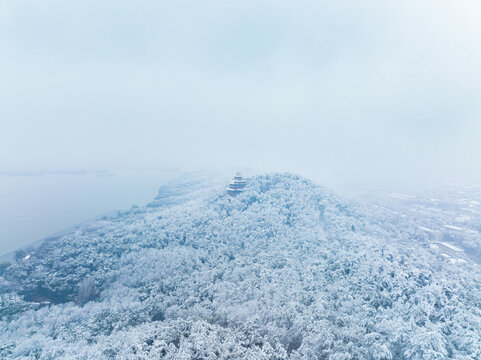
[1,173,480,359]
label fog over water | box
[2,1,481,254]
[0,169,181,256]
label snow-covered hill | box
[1,173,480,359]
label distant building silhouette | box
[227,172,246,196]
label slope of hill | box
[1,173,480,359]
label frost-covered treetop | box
[1,172,480,359]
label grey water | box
[0,168,182,257]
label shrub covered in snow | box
[1,173,481,359]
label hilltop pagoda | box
[227,172,247,196]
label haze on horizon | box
[1,0,481,185]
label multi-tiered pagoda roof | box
[227,172,247,196]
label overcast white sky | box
[2,0,481,184]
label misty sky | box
[2,0,481,184]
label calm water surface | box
[0,169,182,256]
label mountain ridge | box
[1,173,480,359]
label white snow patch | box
[439,242,464,253]
[389,193,416,199]
[443,225,464,231]
[419,226,435,233]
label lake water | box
[0,169,182,257]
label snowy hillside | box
[1,173,481,359]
